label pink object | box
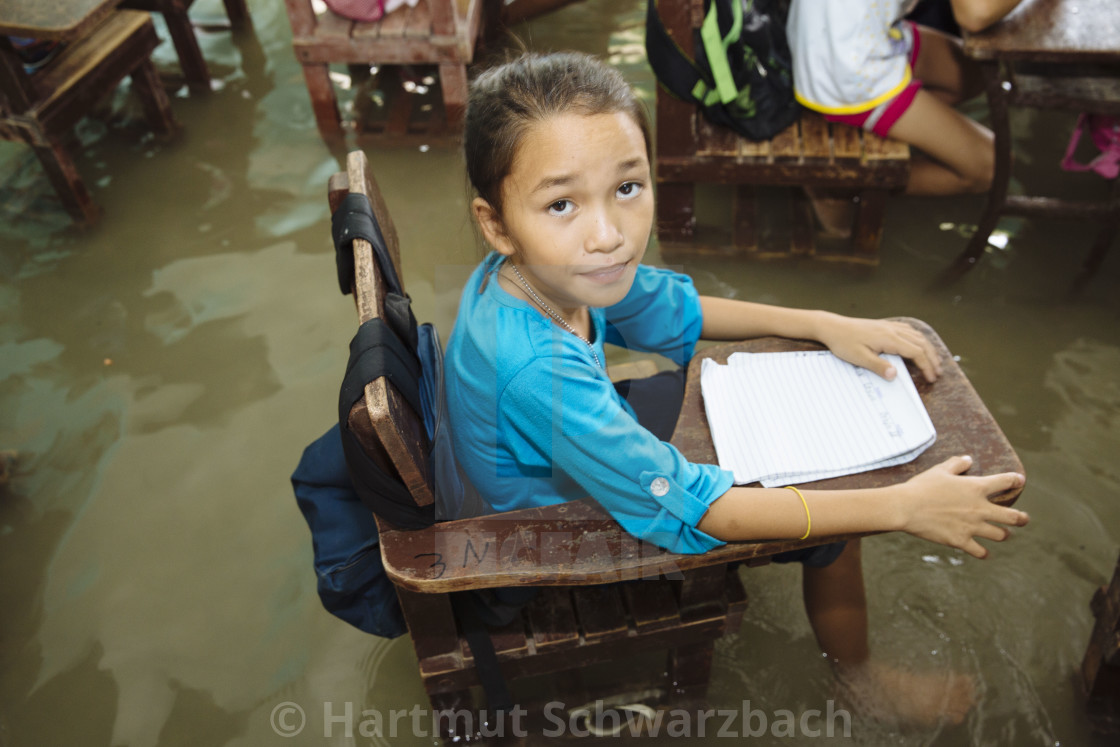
[323,0,386,23]
[1061,113,1120,180]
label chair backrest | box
[328,150,434,510]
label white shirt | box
[787,0,921,113]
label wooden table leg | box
[851,188,888,263]
[301,62,345,142]
[32,135,102,225]
[131,58,180,138]
[161,2,212,91]
[1072,178,1120,291]
[222,0,252,30]
[937,60,1013,284]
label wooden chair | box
[0,10,178,225]
[285,0,496,142]
[1081,549,1120,734]
[121,0,252,92]
[654,0,911,264]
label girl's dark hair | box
[463,51,653,214]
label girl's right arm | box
[697,456,1028,559]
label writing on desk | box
[411,531,681,580]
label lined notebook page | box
[700,351,936,486]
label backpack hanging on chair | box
[645,0,800,141]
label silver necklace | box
[508,262,602,368]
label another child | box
[787,0,1023,231]
[444,51,1028,725]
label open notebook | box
[699,350,936,487]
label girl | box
[787,0,1024,230]
[444,51,1028,725]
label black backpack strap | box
[339,317,422,424]
[450,587,539,712]
[645,0,712,106]
[332,192,406,297]
[647,0,742,108]
[338,316,433,529]
[452,593,515,711]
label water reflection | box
[1,1,1119,746]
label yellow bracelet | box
[785,485,811,540]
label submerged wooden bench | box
[654,1,911,263]
[0,9,178,225]
[285,0,491,142]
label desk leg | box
[300,62,345,143]
[222,0,253,30]
[938,61,1013,284]
[162,4,212,92]
[1073,178,1120,291]
[33,135,102,226]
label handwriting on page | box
[700,351,936,486]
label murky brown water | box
[2,1,1118,745]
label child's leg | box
[910,24,986,105]
[883,23,995,196]
[802,539,869,664]
[802,539,977,726]
[889,90,995,195]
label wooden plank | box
[572,586,629,641]
[425,0,463,38]
[488,616,531,658]
[831,121,862,161]
[623,581,681,634]
[862,130,910,165]
[696,116,740,157]
[315,4,354,39]
[677,565,726,622]
[768,120,800,161]
[407,0,436,38]
[526,588,581,651]
[737,134,769,159]
[722,569,748,633]
[799,112,831,164]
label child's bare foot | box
[835,661,976,728]
[804,187,855,238]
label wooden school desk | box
[941,0,1120,284]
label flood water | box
[2,1,1119,745]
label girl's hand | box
[815,313,943,382]
[896,456,1028,558]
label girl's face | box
[473,111,653,314]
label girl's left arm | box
[698,296,943,382]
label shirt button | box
[650,477,670,497]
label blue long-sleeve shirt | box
[444,253,733,554]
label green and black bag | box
[646,0,800,141]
